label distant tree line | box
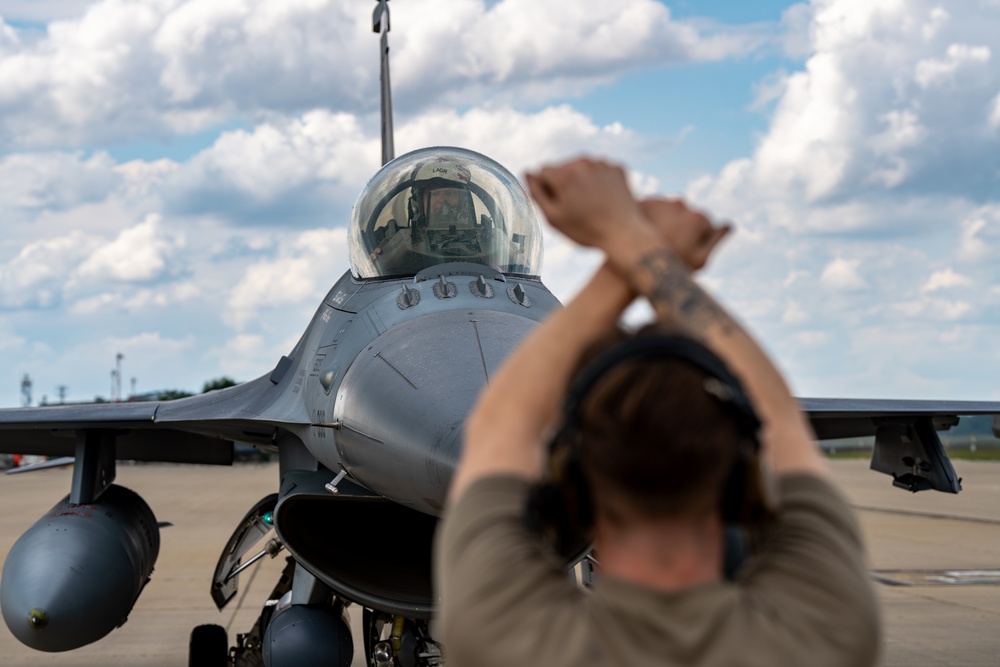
[97,377,241,403]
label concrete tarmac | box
[2,459,1000,665]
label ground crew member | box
[434,157,880,666]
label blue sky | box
[1,0,999,407]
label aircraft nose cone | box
[333,309,538,515]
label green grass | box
[823,447,1000,461]
[823,450,872,460]
[946,448,1000,461]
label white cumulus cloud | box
[75,214,184,283]
[956,205,1000,262]
[922,267,971,292]
[915,43,991,88]
[0,0,767,150]
[0,150,118,211]
[159,104,658,225]
[227,227,349,329]
[690,0,1000,220]
[0,232,101,308]
[821,257,867,291]
[990,92,1000,128]
[679,0,1000,400]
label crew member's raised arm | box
[527,159,826,480]
[447,264,634,504]
[449,170,733,504]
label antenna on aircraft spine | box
[373,0,394,165]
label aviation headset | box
[525,333,774,560]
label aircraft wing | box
[802,397,1000,494]
[803,397,1000,439]
[0,376,309,465]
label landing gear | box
[363,610,443,667]
[227,558,295,667]
[189,624,229,667]
[189,560,447,666]
[219,557,355,667]
[201,483,446,666]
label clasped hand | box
[526,158,730,272]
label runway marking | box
[874,570,1000,587]
[852,504,1000,527]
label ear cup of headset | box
[720,441,773,525]
[525,433,594,561]
[734,443,776,525]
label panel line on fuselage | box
[375,352,418,390]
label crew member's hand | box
[526,158,645,250]
[639,198,731,272]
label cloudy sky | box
[1,0,998,407]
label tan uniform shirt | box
[435,474,879,666]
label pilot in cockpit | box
[408,161,475,241]
[424,187,472,227]
[349,147,544,279]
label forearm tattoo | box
[633,249,735,337]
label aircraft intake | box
[277,307,543,617]
[0,484,159,652]
[275,471,439,618]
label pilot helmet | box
[348,147,543,279]
[407,158,475,234]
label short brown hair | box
[574,327,743,524]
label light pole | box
[115,353,124,402]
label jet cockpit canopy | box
[349,147,543,279]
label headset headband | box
[559,333,761,449]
